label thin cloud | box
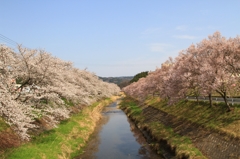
[176,25,188,31]
[173,35,198,40]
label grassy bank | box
[120,96,207,159]
[144,96,240,139]
[121,95,240,158]
[1,96,118,159]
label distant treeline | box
[99,76,133,88]
[99,71,148,88]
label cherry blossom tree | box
[123,31,240,111]
[0,45,37,140]
[0,44,120,140]
[195,32,238,111]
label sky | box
[1,1,240,77]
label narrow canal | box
[75,100,162,159]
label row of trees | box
[123,32,240,111]
[0,44,120,140]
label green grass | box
[120,96,207,159]
[0,117,9,132]
[121,95,240,158]
[4,114,89,159]
[2,98,114,159]
[119,97,143,121]
[148,122,206,158]
[145,96,240,138]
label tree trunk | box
[209,93,213,107]
[221,92,231,112]
[196,96,199,104]
[216,90,231,112]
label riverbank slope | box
[120,96,240,159]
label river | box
[75,100,162,159]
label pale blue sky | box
[1,1,240,77]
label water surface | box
[76,101,162,159]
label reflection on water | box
[75,101,162,159]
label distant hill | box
[129,71,148,83]
[99,76,133,88]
